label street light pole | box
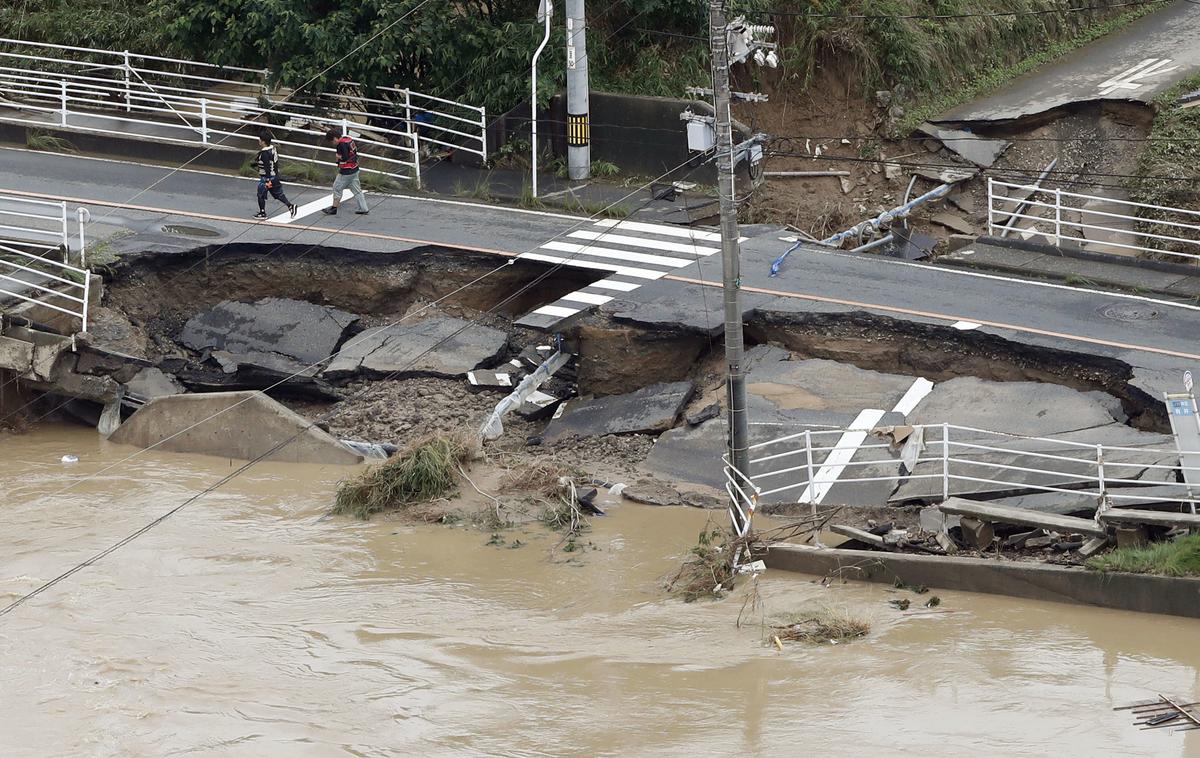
[709,0,750,525]
[531,0,553,198]
[565,0,590,180]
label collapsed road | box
[2,146,1199,398]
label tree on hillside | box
[156,0,713,113]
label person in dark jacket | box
[253,132,297,220]
[322,128,369,216]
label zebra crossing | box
[515,218,737,329]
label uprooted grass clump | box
[333,434,473,520]
[770,607,871,646]
[666,524,738,603]
[1085,534,1200,578]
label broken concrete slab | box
[623,479,684,506]
[109,390,363,464]
[324,316,508,379]
[916,123,1011,167]
[907,378,1119,437]
[542,381,694,443]
[686,403,720,426]
[940,497,1107,538]
[929,213,976,236]
[124,366,185,402]
[181,298,359,369]
[0,335,33,374]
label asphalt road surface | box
[938,0,1200,123]
[1,146,1198,396]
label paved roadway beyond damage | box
[937,0,1200,123]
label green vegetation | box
[0,0,168,53]
[333,435,472,520]
[893,1,1165,133]
[1086,534,1200,577]
[25,130,76,154]
[1129,74,1200,255]
[3,0,1163,132]
[666,524,737,602]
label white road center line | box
[796,377,934,505]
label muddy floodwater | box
[2,425,1199,757]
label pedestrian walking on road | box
[322,128,369,216]
[253,132,297,220]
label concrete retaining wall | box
[0,121,244,173]
[765,545,1200,619]
[109,390,363,465]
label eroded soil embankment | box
[579,306,1166,434]
[93,243,1168,440]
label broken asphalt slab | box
[541,381,694,443]
[181,297,359,373]
[916,123,1011,167]
[324,316,508,379]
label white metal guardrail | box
[726,422,1200,513]
[987,178,1200,262]
[0,37,489,186]
[0,194,90,332]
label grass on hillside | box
[1128,73,1200,255]
[333,434,473,520]
[893,1,1164,133]
[1085,534,1200,577]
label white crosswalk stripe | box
[516,218,724,329]
[542,240,692,268]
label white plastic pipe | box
[531,3,552,198]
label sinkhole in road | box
[103,242,603,345]
[94,242,1167,437]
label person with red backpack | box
[322,128,369,216]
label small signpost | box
[1165,371,1200,517]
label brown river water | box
[2,424,1199,757]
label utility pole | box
[565,0,590,180]
[709,0,751,515]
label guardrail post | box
[341,117,349,137]
[412,131,422,189]
[403,89,412,128]
[1054,188,1062,246]
[941,423,950,501]
[77,207,89,267]
[805,429,823,546]
[1096,444,1106,498]
[81,274,90,334]
[123,50,132,112]
[986,178,994,236]
[200,98,209,144]
[803,429,816,504]
[480,106,488,161]
[60,79,69,126]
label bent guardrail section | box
[0,194,89,332]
